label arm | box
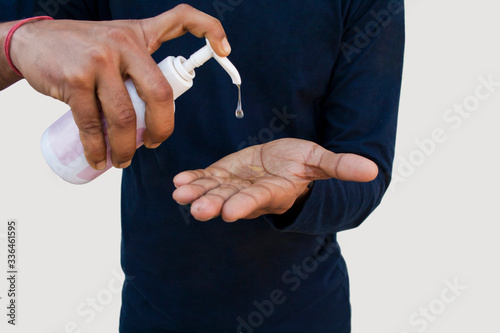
[172,0,405,234]
[0,4,231,170]
[267,0,405,234]
[1,0,110,89]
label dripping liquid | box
[235,84,244,119]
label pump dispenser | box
[41,39,242,184]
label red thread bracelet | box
[4,16,54,77]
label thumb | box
[140,4,231,57]
[312,148,379,183]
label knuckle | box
[203,16,225,38]
[160,121,175,139]
[141,72,173,103]
[150,79,173,102]
[110,108,136,129]
[138,19,159,52]
[174,3,193,13]
[64,68,93,89]
[86,45,112,66]
[77,117,103,135]
[208,18,223,32]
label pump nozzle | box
[182,39,242,85]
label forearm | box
[0,21,23,90]
[269,0,405,235]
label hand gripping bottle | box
[40,40,242,184]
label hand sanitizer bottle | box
[40,40,242,184]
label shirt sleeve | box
[265,0,405,235]
[0,0,110,21]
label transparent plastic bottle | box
[41,40,241,184]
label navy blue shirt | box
[2,1,405,332]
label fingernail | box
[222,37,231,54]
[118,161,132,169]
[96,160,107,170]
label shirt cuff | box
[263,180,327,234]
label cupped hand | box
[173,138,379,222]
[9,4,231,169]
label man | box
[0,1,404,332]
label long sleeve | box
[266,0,405,235]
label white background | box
[0,0,499,332]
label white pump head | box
[182,39,242,85]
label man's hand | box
[173,138,379,222]
[4,4,231,169]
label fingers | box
[96,69,137,168]
[123,50,174,148]
[89,5,230,161]
[141,4,231,56]
[190,183,244,221]
[221,184,282,223]
[173,169,212,188]
[68,91,107,170]
[173,174,222,205]
[176,179,264,222]
[118,2,231,150]
[173,167,274,222]
[303,144,379,182]
[318,152,379,182]
[173,167,231,187]
[173,176,287,223]
[172,167,239,205]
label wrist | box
[297,181,314,200]
[0,21,22,88]
[7,22,30,77]
[5,16,54,78]
[264,182,314,230]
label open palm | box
[173,138,378,222]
